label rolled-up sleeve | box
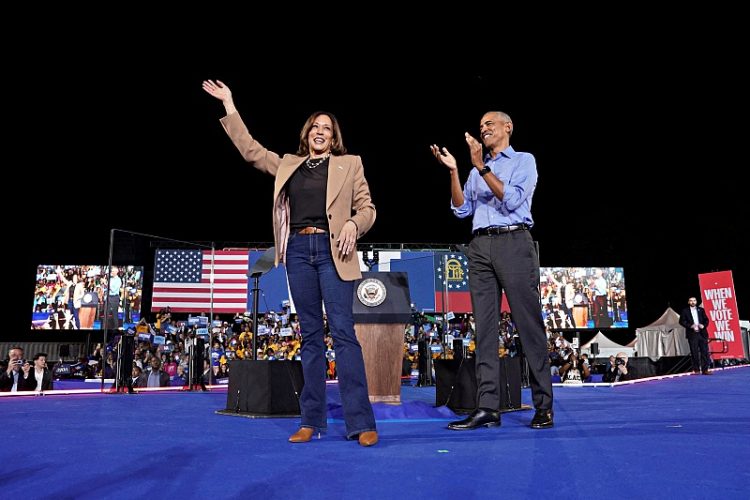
[499,154,537,212]
[451,175,475,219]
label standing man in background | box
[591,269,609,327]
[679,297,712,374]
[105,266,122,330]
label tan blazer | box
[220,112,375,281]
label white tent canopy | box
[635,307,690,361]
[580,331,634,359]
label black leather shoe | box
[530,409,554,429]
[448,408,500,430]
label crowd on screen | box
[540,268,627,329]
[32,265,142,330]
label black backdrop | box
[9,25,746,342]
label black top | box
[288,156,330,232]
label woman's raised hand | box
[202,79,232,103]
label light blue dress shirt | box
[108,276,122,297]
[451,146,538,231]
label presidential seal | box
[357,278,387,307]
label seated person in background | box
[20,353,53,391]
[548,343,563,376]
[604,355,615,372]
[0,346,25,392]
[602,352,631,382]
[559,352,590,384]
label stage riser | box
[227,360,304,415]
[435,357,522,413]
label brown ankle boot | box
[288,427,317,443]
[358,431,378,447]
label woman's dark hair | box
[296,111,347,156]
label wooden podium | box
[353,272,412,404]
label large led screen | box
[32,265,143,330]
[540,267,627,329]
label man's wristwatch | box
[478,166,492,176]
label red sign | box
[699,271,744,359]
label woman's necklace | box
[305,153,330,169]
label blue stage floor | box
[1,367,748,498]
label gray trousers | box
[468,230,553,411]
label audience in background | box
[1,346,25,392]
[20,352,53,391]
[560,352,590,384]
[602,352,631,382]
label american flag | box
[151,249,249,313]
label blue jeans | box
[285,233,376,438]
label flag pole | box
[209,243,215,373]
[102,229,115,394]
[442,253,449,355]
